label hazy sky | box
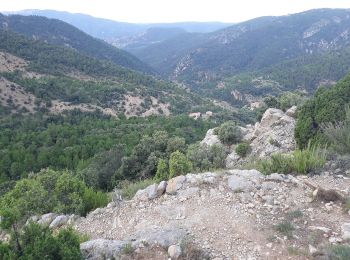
[1,0,349,23]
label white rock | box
[49,215,68,229]
[166,175,186,195]
[308,244,317,254]
[200,129,221,146]
[38,213,57,226]
[156,181,167,197]
[168,245,182,259]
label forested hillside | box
[0,13,153,74]
[133,9,350,103]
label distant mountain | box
[8,10,233,48]
[0,13,153,74]
[132,9,350,94]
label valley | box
[0,6,350,260]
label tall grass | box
[247,144,326,175]
[322,106,350,155]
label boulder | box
[134,183,161,201]
[166,175,186,195]
[146,183,158,200]
[80,239,127,260]
[156,181,167,197]
[225,151,241,169]
[168,244,182,259]
[38,213,57,226]
[286,106,297,118]
[200,129,221,147]
[49,215,68,229]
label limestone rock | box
[200,129,221,147]
[286,106,297,118]
[38,213,57,226]
[80,239,127,260]
[168,244,182,259]
[166,175,186,195]
[157,181,167,197]
[131,228,187,248]
[225,151,241,169]
[227,169,263,192]
[49,215,68,229]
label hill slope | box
[133,9,350,94]
[0,13,153,74]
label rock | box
[157,181,167,197]
[131,228,187,248]
[309,244,318,255]
[266,173,287,182]
[226,151,241,169]
[80,239,127,259]
[286,106,297,118]
[26,215,40,225]
[49,215,68,229]
[146,183,158,200]
[166,175,186,195]
[200,129,221,146]
[38,213,57,225]
[168,244,182,259]
[341,223,350,240]
[134,188,149,201]
[227,170,263,192]
[308,226,331,233]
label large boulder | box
[80,239,127,260]
[200,129,221,147]
[166,175,186,195]
[341,223,350,240]
[38,213,57,226]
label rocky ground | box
[69,168,350,260]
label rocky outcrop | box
[226,107,296,168]
[80,239,127,260]
[200,129,221,146]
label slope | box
[0,13,153,74]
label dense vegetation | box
[0,110,214,189]
[0,13,153,73]
[295,72,350,148]
[0,223,82,259]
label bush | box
[252,145,326,175]
[326,245,350,260]
[235,143,251,157]
[322,106,350,154]
[216,121,242,145]
[1,223,83,259]
[169,151,192,179]
[275,221,294,239]
[154,159,168,182]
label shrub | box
[322,106,350,154]
[187,143,226,172]
[252,145,326,175]
[154,159,168,182]
[235,143,251,157]
[216,121,242,145]
[275,221,294,239]
[169,151,192,179]
[326,245,350,260]
[0,223,83,259]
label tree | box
[169,151,192,179]
[154,159,168,182]
[216,121,242,145]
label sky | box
[1,0,349,23]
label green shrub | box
[295,73,350,148]
[216,121,242,145]
[235,143,251,157]
[169,151,192,179]
[253,145,326,175]
[275,221,294,239]
[326,245,350,260]
[187,143,226,172]
[322,107,350,154]
[154,159,169,182]
[1,223,83,259]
